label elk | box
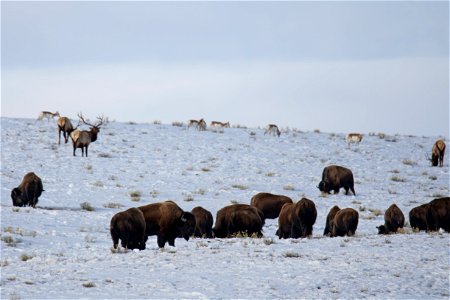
[37,111,60,122]
[57,117,78,144]
[346,133,363,148]
[427,139,446,167]
[264,124,281,137]
[210,121,230,128]
[70,113,106,157]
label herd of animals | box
[7,111,450,251]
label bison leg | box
[157,234,167,248]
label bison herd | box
[107,191,450,250]
[9,136,449,251]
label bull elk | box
[264,124,281,137]
[346,133,363,148]
[70,113,106,157]
[427,139,446,167]
[37,111,60,122]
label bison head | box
[318,180,329,193]
[376,225,389,234]
[431,153,439,167]
[178,212,196,241]
[11,188,25,207]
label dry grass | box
[231,184,248,190]
[80,202,95,211]
[129,190,142,202]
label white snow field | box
[1,117,449,299]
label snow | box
[1,117,449,299]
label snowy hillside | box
[1,117,449,299]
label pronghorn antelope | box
[264,124,281,137]
[346,133,363,147]
[210,121,230,128]
[429,139,446,167]
[188,118,207,131]
[57,117,79,144]
[37,111,60,122]
[70,113,106,157]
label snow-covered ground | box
[1,117,449,299]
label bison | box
[330,208,359,237]
[138,201,196,248]
[426,197,450,232]
[110,207,147,250]
[250,192,293,219]
[323,205,341,236]
[213,204,264,238]
[277,198,317,239]
[377,204,405,234]
[191,206,214,238]
[409,203,430,231]
[430,139,446,167]
[318,165,356,196]
[11,172,44,208]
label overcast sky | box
[2,1,449,137]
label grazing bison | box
[323,205,341,236]
[250,192,293,219]
[110,208,147,250]
[330,208,359,237]
[11,172,44,208]
[409,203,430,231]
[377,204,405,234]
[191,206,214,238]
[213,204,264,238]
[277,198,317,239]
[430,139,446,167]
[318,165,356,196]
[138,201,196,248]
[426,197,450,232]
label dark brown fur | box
[277,198,317,239]
[426,197,450,232]
[323,205,341,236]
[330,208,359,237]
[213,204,264,238]
[138,201,196,248]
[431,139,446,167]
[11,172,44,208]
[191,206,213,238]
[110,208,147,250]
[318,165,355,196]
[250,192,293,219]
[377,204,405,234]
[409,203,430,231]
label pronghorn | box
[346,133,363,148]
[264,124,281,137]
[428,139,446,167]
[210,121,230,128]
[70,113,106,157]
[188,118,207,131]
[37,111,60,122]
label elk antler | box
[78,112,107,128]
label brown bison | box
[213,204,264,238]
[250,192,293,219]
[110,207,147,250]
[138,201,196,248]
[426,197,450,232]
[409,203,430,231]
[323,205,341,236]
[330,208,359,237]
[318,165,355,196]
[191,206,213,238]
[377,204,405,234]
[277,198,317,239]
[11,172,44,208]
[430,139,446,167]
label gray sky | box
[2,1,449,136]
